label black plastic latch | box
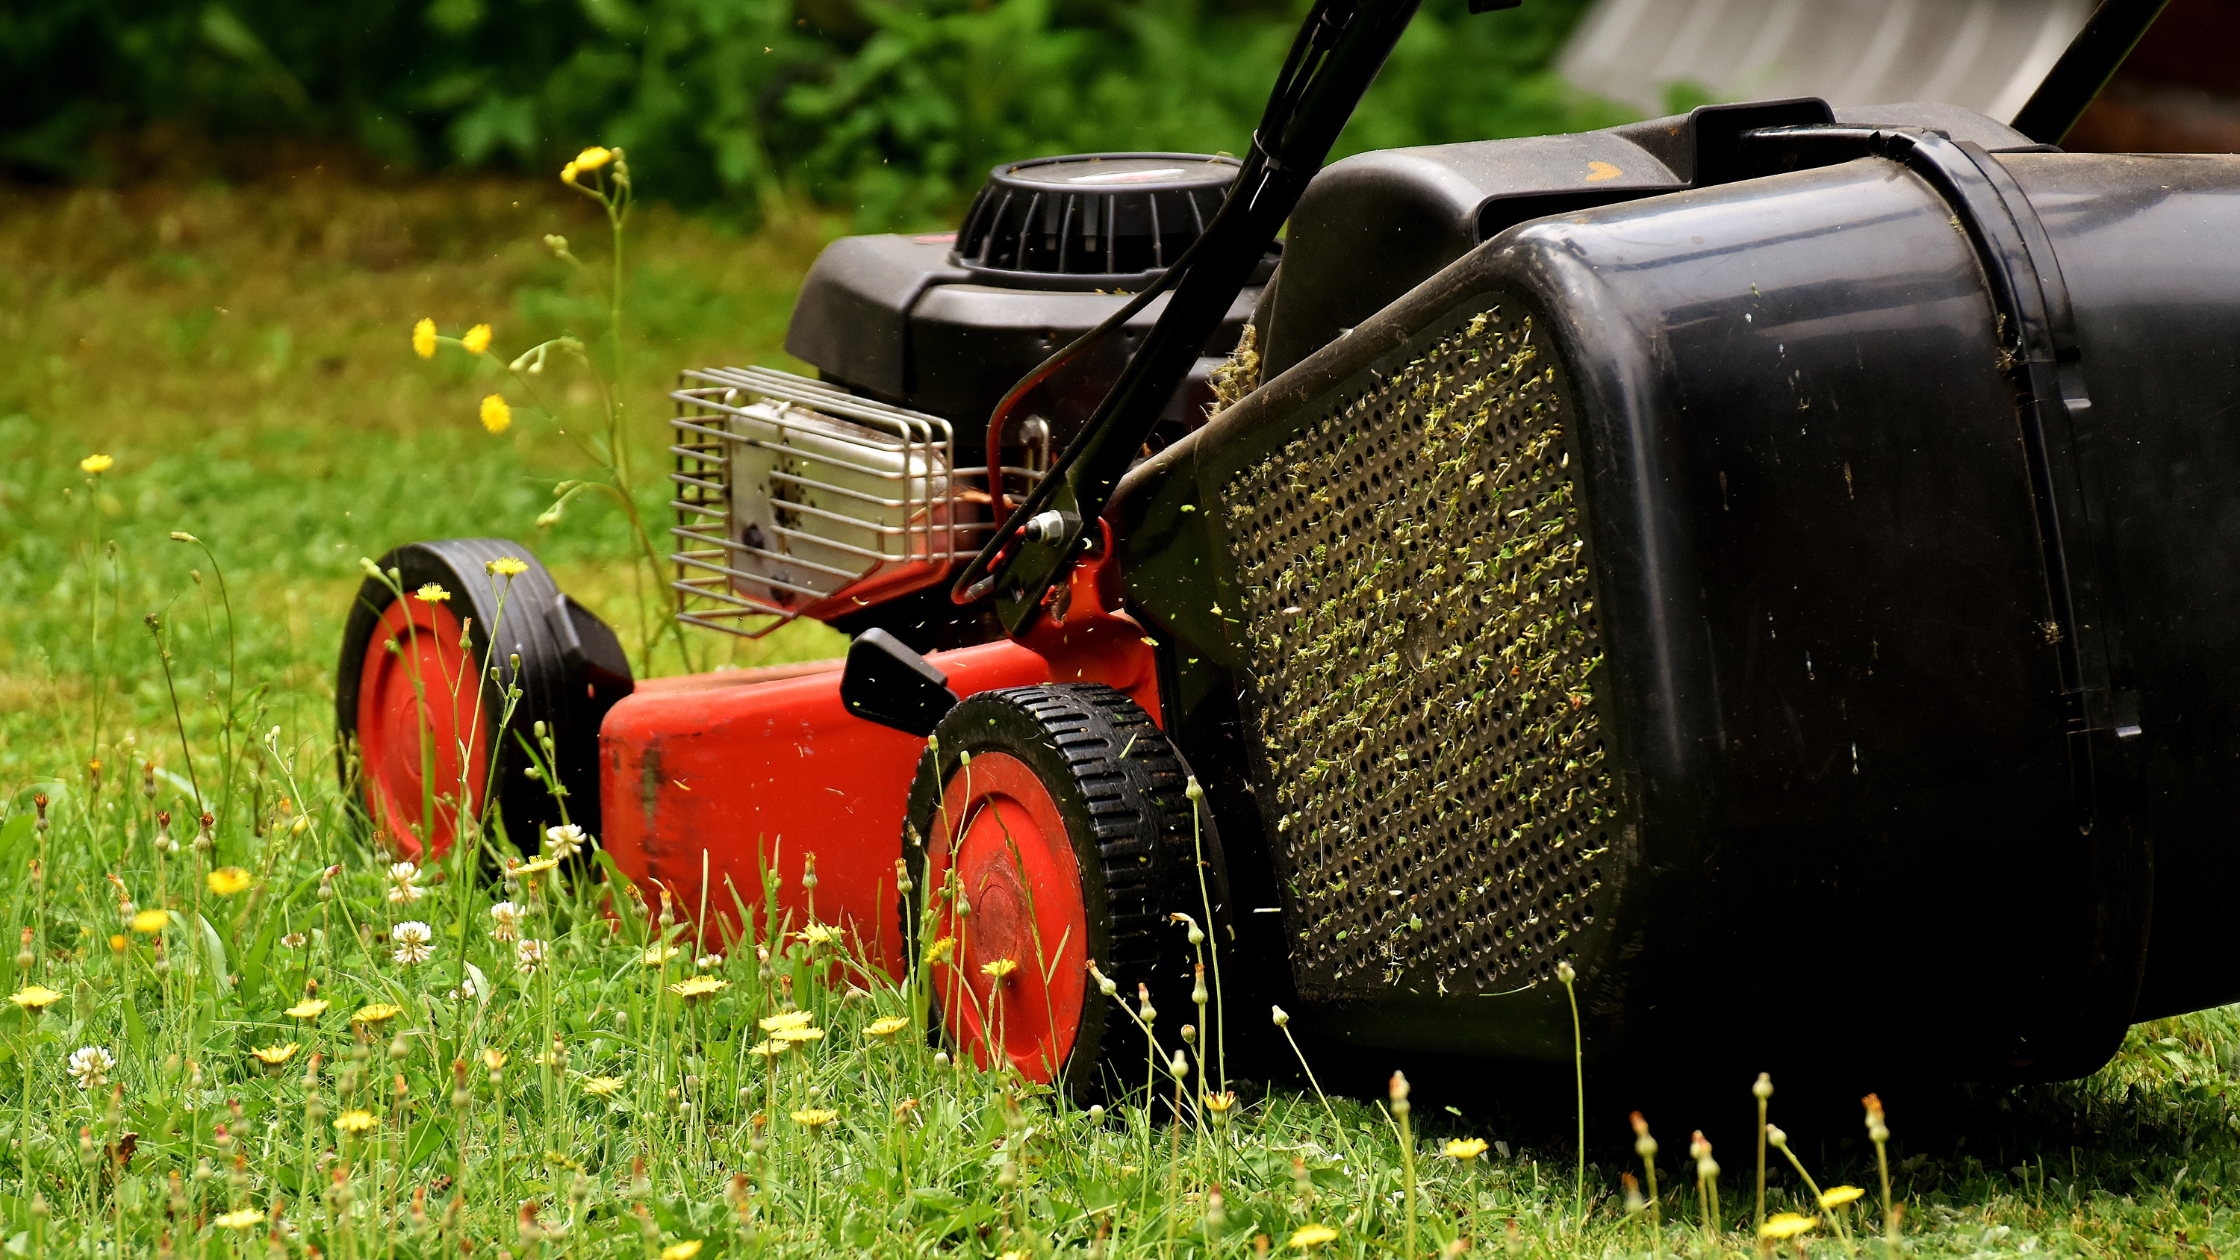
[544,593,635,697]
[841,628,961,737]
[1467,0,1520,10]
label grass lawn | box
[3,162,2240,1259]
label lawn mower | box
[340,0,2240,1096]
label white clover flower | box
[516,938,549,975]
[387,861,425,905]
[696,953,723,970]
[280,932,307,949]
[449,973,481,1002]
[390,921,435,966]
[542,824,588,862]
[489,901,525,942]
[67,1046,115,1091]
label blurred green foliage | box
[3,0,1628,226]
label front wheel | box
[334,540,631,861]
[901,684,1211,1103]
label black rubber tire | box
[902,684,1208,1106]
[334,540,630,859]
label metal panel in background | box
[1559,0,2092,123]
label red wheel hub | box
[354,596,489,861]
[924,751,1092,1082]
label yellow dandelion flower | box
[286,998,330,1020]
[8,985,63,1011]
[642,944,682,967]
[351,1002,404,1025]
[1204,1091,1238,1115]
[461,324,492,355]
[1444,1137,1489,1160]
[335,1110,379,1135]
[482,1048,508,1070]
[924,936,956,964]
[108,934,126,953]
[746,1040,784,1059]
[560,161,580,185]
[582,1076,626,1099]
[790,1108,838,1129]
[574,147,614,172]
[81,454,115,474]
[206,866,251,896]
[412,318,437,359]
[999,1252,1030,1260]
[487,556,528,577]
[514,856,560,876]
[770,1026,824,1044]
[981,958,1018,980]
[1760,1214,1819,1240]
[660,1243,702,1260]
[480,394,512,435]
[669,975,728,1001]
[866,1015,910,1038]
[213,1208,264,1230]
[1820,1185,1866,1210]
[129,909,169,934]
[758,1010,813,1033]
[1289,1224,1339,1249]
[250,1042,301,1066]
[413,584,450,604]
[794,922,841,946]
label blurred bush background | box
[1,0,1628,227]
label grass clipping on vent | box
[1226,308,1609,994]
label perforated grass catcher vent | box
[1223,309,1609,995]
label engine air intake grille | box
[1222,306,1612,996]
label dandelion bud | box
[1192,963,1208,1004]
[78,1126,97,1168]
[389,1036,409,1061]
[1185,776,1203,801]
[15,927,34,971]
[933,1051,951,1071]
[1206,1185,1226,1229]
[410,1187,429,1230]
[1292,1155,1313,1202]
[1623,1171,1646,1215]
[1766,1123,1788,1149]
[34,794,49,832]
[1631,1111,1657,1160]
[193,1157,216,1185]
[1554,959,1576,985]
[510,652,521,673]
[1169,1049,1189,1080]
[28,1193,46,1222]
[995,1159,1018,1190]
[894,858,913,896]
[1180,1024,1197,1046]
[1753,1072,1773,1101]
[143,762,157,798]
[1088,1105,1105,1124]
[801,852,818,892]
[1389,1070,1411,1104]
[1137,983,1156,1024]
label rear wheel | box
[902,684,1207,1102]
[334,540,631,861]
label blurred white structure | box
[1559,0,2095,122]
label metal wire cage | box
[669,367,991,636]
